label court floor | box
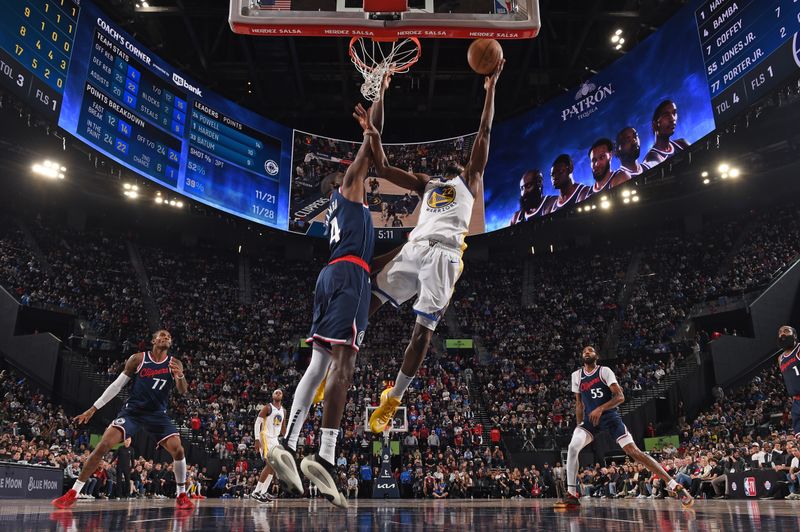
[5,497,799,531]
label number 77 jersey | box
[125,351,175,413]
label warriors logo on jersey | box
[427,185,456,209]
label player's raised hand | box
[74,406,97,425]
[353,103,378,135]
[485,58,506,91]
[381,71,393,93]
[169,358,184,379]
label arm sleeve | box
[600,367,619,387]
[570,371,580,394]
[254,416,264,441]
[93,373,131,410]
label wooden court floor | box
[4,497,799,531]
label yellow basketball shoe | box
[368,387,401,433]
[313,376,326,405]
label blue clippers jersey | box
[780,345,800,396]
[126,352,174,413]
[573,366,619,415]
[326,188,374,263]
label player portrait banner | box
[483,1,716,231]
[0,462,63,499]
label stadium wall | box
[711,258,800,386]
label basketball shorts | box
[307,261,370,351]
[578,410,634,448]
[110,407,179,446]
[793,398,800,439]
[259,434,279,460]
[372,240,463,331]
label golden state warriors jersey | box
[264,403,285,439]
[410,176,474,250]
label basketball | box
[467,39,503,75]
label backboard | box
[364,406,408,433]
[229,0,540,40]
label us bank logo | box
[561,82,615,121]
[427,185,456,209]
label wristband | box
[175,374,185,380]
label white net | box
[349,37,421,102]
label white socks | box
[174,458,187,495]
[72,479,85,494]
[264,474,273,493]
[319,428,338,465]
[667,479,678,491]
[255,481,265,494]
[286,347,331,451]
[388,370,414,400]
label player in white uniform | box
[252,389,285,502]
[357,60,505,432]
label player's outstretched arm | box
[353,103,428,195]
[464,59,505,195]
[169,357,188,394]
[340,106,375,203]
[74,352,141,424]
[370,73,391,134]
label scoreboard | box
[697,0,800,123]
[0,0,79,118]
[57,2,291,230]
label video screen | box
[289,131,486,237]
[483,1,716,231]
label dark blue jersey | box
[326,188,374,264]
[125,352,174,413]
[572,366,619,416]
[780,345,800,396]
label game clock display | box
[57,0,292,230]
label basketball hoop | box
[348,37,421,102]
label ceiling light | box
[591,205,597,210]
[577,207,583,212]
[176,201,184,208]
[618,38,625,44]
[155,197,163,204]
[729,168,740,178]
[169,200,176,206]
[600,200,611,210]
[632,196,639,202]
[631,190,637,195]
[123,183,131,190]
[611,35,620,43]
[701,171,708,177]
[718,163,730,173]
[703,178,710,185]
[621,190,630,198]
[615,29,622,36]
[615,44,622,50]
[721,173,728,179]
[623,198,630,204]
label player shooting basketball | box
[353,59,505,434]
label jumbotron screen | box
[0,0,797,234]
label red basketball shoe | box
[52,489,78,509]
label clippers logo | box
[427,185,456,209]
[357,330,365,346]
[140,367,170,378]
[114,418,126,425]
[172,73,203,97]
[561,82,615,122]
[744,477,756,497]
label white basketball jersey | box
[264,403,285,439]
[410,176,474,250]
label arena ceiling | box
[96,0,687,138]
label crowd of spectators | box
[2,201,800,500]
